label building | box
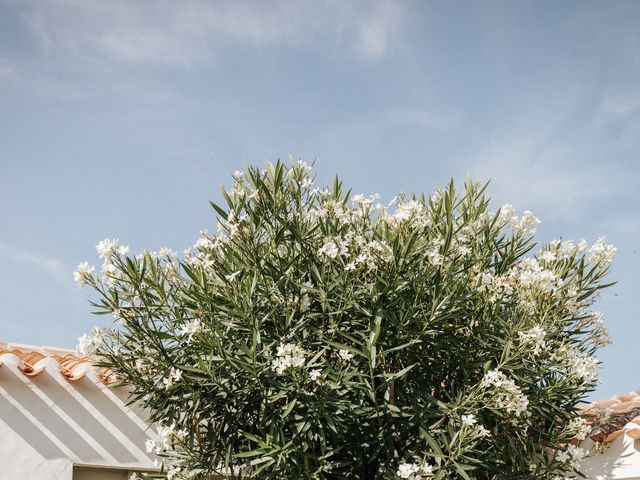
[0,343,158,480]
[578,391,640,480]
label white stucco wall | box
[0,351,157,480]
[579,426,640,480]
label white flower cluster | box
[481,370,530,418]
[585,311,612,346]
[309,369,322,383]
[508,258,559,294]
[547,239,588,260]
[338,349,354,362]
[396,461,434,479]
[554,347,599,384]
[271,343,306,374]
[567,417,592,441]
[145,422,187,455]
[460,414,492,437]
[177,319,203,343]
[498,204,540,236]
[387,199,431,230]
[73,261,95,288]
[163,367,183,389]
[74,238,130,288]
[588,237,617,267]
[184,214,247,270]
[319,237,350,259]
[518,326,547,356]
[461,414,477,426]
[345,239,393,271]
[76,326,104,356]
[555,444,587,469]
[319,233,393,272]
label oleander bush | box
[76,160,616,480]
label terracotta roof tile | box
[0,342,119,385]
[580,389,640,444]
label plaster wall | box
[0,354,157,480]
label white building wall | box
[580,430,640,480]
[0,350,157,480]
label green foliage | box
[79,161,615,480]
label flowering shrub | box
[76,161,615,479]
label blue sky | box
[0,0,638,400]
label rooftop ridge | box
[0,342,76,356]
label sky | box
[0,0,638,401]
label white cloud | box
[353,1,405,59]
[0,243,67,283]
[0,58,18,83]
[463,135,624,220]
[13,0,408,68]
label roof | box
[0,342,118,384]
[581,390,640,444]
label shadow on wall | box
[0,364,157,470]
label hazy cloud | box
[0,243,67,283]
[11,0,408,68]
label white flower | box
[426,249,442,266]
[129,473,141,480]
[271,343,306,374]
[158,247,177,258]
[498,203,516,224]
[397,463,420,479]
[96,238,129,260]
[167,465,182,480]
[518,326,546,356]
[154,422,180,452]
[511,211,540,236]
[338,349,354,362]
[481,370,530,417]
[309,369,322,382]
[567,417,592,441]
[195,237,215,250]
[318,238,349,259]
[396,462,433,479]
[476,425,491,437]
[461,414,477,426]
[76,327,103,356]
[73,261,95,287]
[145,438,160,454]
[163,368,183,389]
[299,293,311,313]
[588,237,616,267]
[553,347,599,384]
[539,250,556,263]
[225,271,241,282]
[389,200,430,229]
[555,444,587,468]
[177,319,202,342]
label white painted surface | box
[0,355,157,480]
[580,425,640,480]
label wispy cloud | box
[0,243,67,283]
[0,57,17,83]
[463,135,625,220]
[12,0,408,69]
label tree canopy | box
[76,161,615,479]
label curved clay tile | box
[0,344,126,387]
[615,392,639,403]
[62,360,95,381]
[604,429,625,443]
[96,368,122,385]
[627,428,640,440]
